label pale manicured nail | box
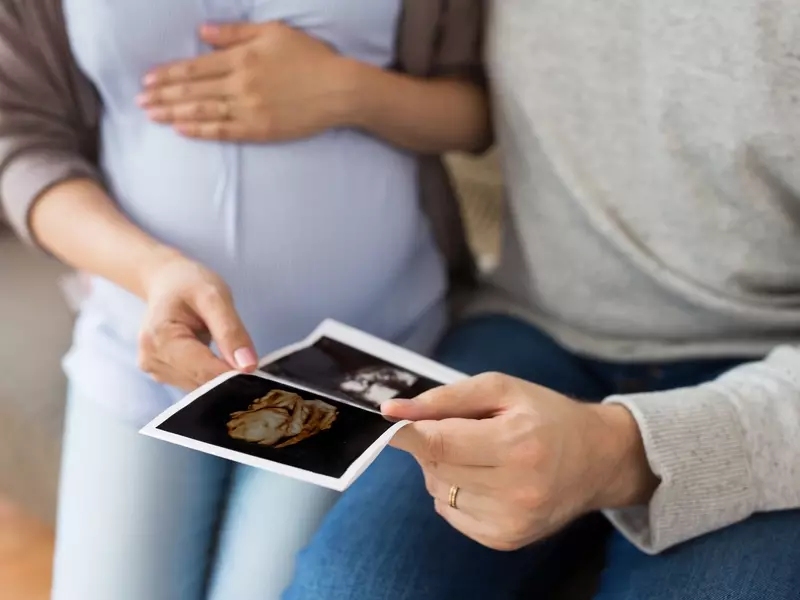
[201,24,219,37]
[142,73,157,87]
[234,347,257,369]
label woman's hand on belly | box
[136,20,490,154]
[138,254,258,391]
[137,22,353,143]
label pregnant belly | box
[101,121,445,347]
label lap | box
[209,466,339,600]
[284,315,612,600]
[55,376,339,600]
[52,387,232,600]
[595,512,800,600]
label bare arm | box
[340,62,490,154]
[29,179,177,299]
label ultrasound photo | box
[260,336,441,411]
[145,373,399,488]
[142,319,466,490]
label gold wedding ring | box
[448,485,460,510]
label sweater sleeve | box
[433,0,486,82]
[602,345,800,554]
[0,0,101,246]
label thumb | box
[192,289,257,372]
[200,23,263,47]
[382,373,509,422]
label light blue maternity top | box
[61,0,447,423]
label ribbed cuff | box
[1,150,100,248]
[602,386,757,554]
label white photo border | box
[140,370,409,491]
[140,319,467,491]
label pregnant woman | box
[0,1,488,598]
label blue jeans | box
[52,388,338,600]
[284,315,800,600]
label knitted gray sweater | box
[482,1,800,552]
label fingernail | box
[201,24,220,37]
[136,93,150,107]
[234,347,257,369]
[143,73,157,87]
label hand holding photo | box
[258,321,454,412]
[140,320,466,490]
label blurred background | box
[0,151,503,599]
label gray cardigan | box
[0,0,483,287]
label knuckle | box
[244,93,265,109]
[194,283,223,310]
[180,63,195,78]
[505,437,539,467]
[511,486,546,511]
[503,418,545,465]
[478,371,509,392]
[239,47,260,68]
[423,429,447,462]
[216,322,241,344]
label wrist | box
[136,245,187,299]
[332,58,382,130]
[587,404,659,510]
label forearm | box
[339,60,491,155]
[29,178,180,299]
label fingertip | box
[200,24,220,39]
[174,123,197,138]
[233,347,258,371]
[381,399,414,417]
